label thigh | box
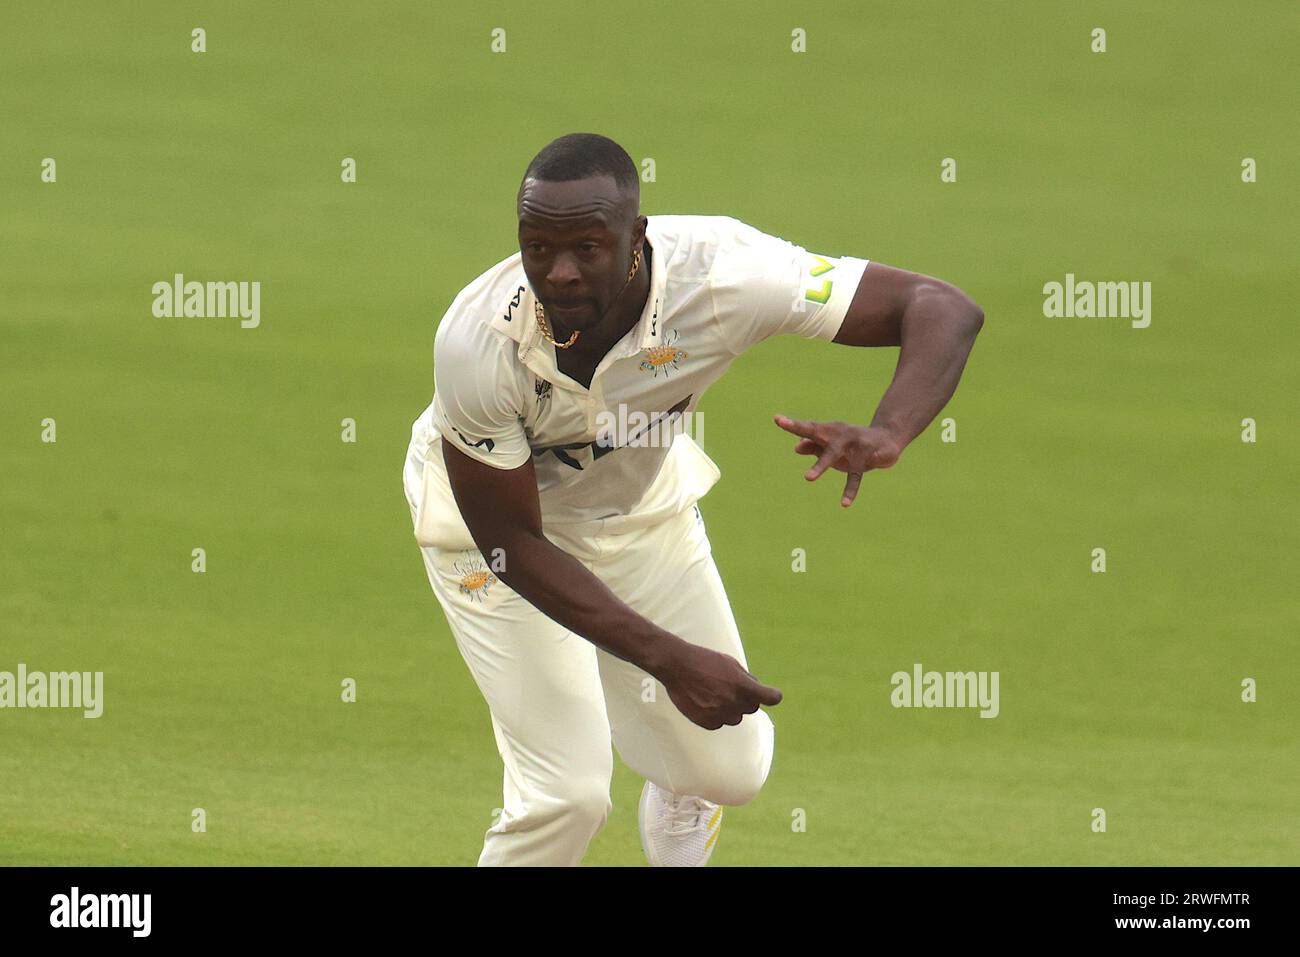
[592,506,774,802]
[416,540,615,799]
[596,504,750,662]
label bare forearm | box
[486,531,684,677]
[869,283,983,447]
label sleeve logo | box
[804,254,836,304]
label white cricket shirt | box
[407,214,869,549]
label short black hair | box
[521,133,640,197]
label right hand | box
[659,643,783,730]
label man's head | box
[517,133,647,332]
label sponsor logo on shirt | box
[804,254,837,304]
[452,427,495,453]
[502,285,526,322]
[534,394,695,471]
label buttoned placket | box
[516,235,667,438]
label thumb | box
[750,678,783,707]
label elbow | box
[469,528,546,590]
[953,287,984,336]
[921,280,983,336]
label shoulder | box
[645,214,792,310]
[434,252,529,403]
[434,252,528,364]
[649,214,766,267]
[651,214,797,282]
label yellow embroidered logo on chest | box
[638,331,688,377]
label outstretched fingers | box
[841,471,864,507]
[805,445,839,481]
[773,414,821,441]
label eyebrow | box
[519,222,610,239]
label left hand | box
[773,415,903,507]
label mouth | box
[550,301,589,314]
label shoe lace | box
[664,794,714,836]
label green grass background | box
[2,1,1296,866]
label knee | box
[692,760,767,807]
[677,715,775,807]
[531,777,612,832]
[481,777,612,866]
[564,780,614,830]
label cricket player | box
[402,133,983,866]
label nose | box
[545,250,582,289]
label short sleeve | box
[708,217,870,355]
[431,320,530,470]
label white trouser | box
[402,447,775,866]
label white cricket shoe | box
[638,780,724,867]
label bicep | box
[832,262,974,347]
[441,440,543,553]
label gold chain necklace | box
[535,246,642,350]
[533,300,579,349]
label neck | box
[553,241,652,363]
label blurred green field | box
[2,1,1296,866]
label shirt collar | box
[633,217,668,351]
[506,217,668,377]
